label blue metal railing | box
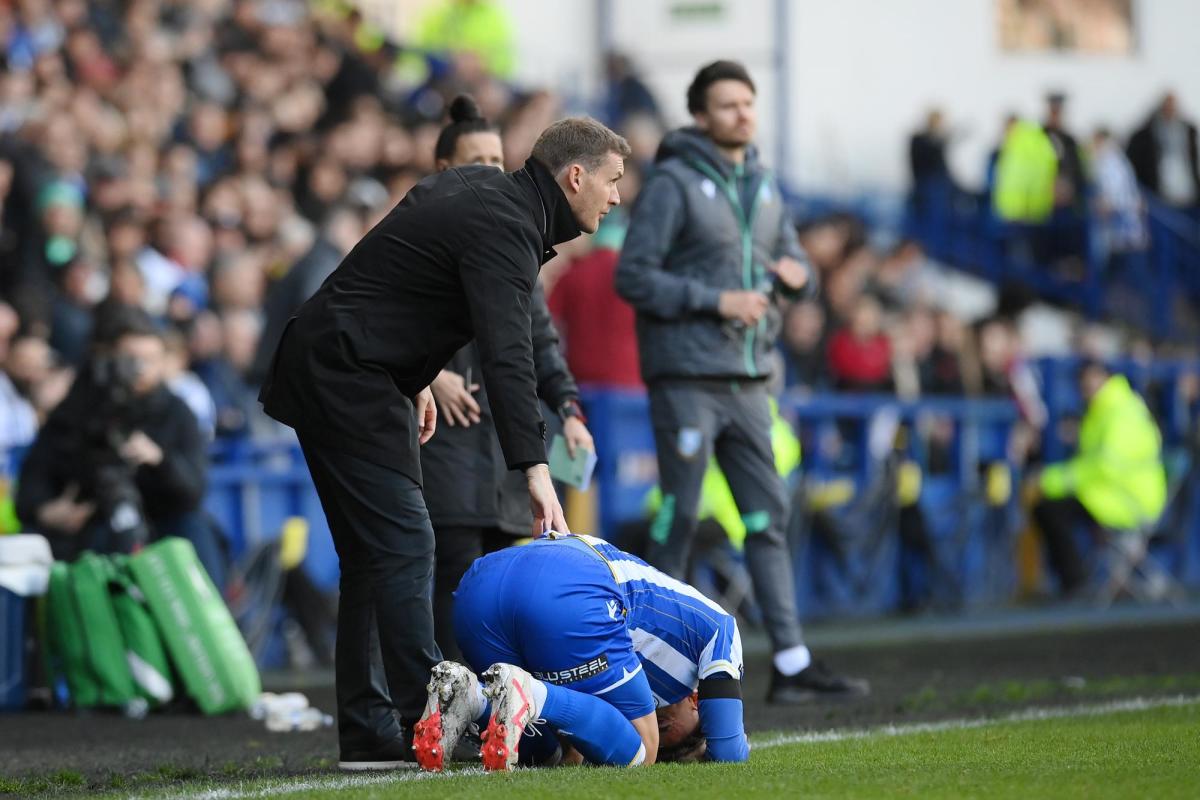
[5,360,1199,604]
[784,182,1200,340]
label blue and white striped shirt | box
[549,533,743,707]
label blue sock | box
[538,682,644,766]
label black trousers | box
[1032,496,1094,594]
[299,438,441,750]
[432,525,513,662]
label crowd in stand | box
[0,0,570,453]
[0,0,1195,594]
[910,90,1199,272]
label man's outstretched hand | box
[526,463,569,536]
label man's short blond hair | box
[531,117,631,175]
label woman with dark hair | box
[433,95,505,169]
[421,95,594,663]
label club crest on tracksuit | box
[700,179,717,199]
[677,428,704,459]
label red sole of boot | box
[480,719,513,771]
[412,711,444,772]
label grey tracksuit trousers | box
[645,378,804,652]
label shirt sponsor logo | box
[532,654,610,685]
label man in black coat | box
[419,96,595,663]
[1127,92,1200,212]
[259,117,629,770]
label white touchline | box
[139,767,491,800]
[139,695,1199,800]
[752,694,1200,751]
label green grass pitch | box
[20,696,1191,800]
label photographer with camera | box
[15,308,223,587]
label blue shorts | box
[453,538,655,721]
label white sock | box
[471,681,488,720]
[773,645,812,676]
[529,676,548,717]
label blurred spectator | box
[0,301,37,449]
[1089,127,1148,265]
[15,308,223,585]
[1127,92,1200,213]
[250,204,366,385]
[984,113,1018,192]
[890,307,936,400]
[908,108,960,219]
[992,118,1058,224]
[547,166,643,388]
[827,294,892,393]
[978,315,1048,432]
[601,52,663,130]
[929,310,978,396]
[414,0,515,79]
[189,309,246,438]
[869,239,931,312]
[909,109,953,187]
[164,326,217,441]
[1042,92,1087,212]
[1033,361,1166,596]
[780,300,827,393]
[48,256,98,365]
[869,239,996,323]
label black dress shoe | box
[338,736,419,771]
[766,660,871,705]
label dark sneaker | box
[338,736,419,771]
[767,660,871,704]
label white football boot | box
[412,661,485,772]
[479,663,543,772]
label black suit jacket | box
[259,158,581,482]
[420,282,580,532]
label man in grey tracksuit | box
[616,60,868,703]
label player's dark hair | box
[94,304,160,348]
[656,732,707,764]
[686,60,756,115]
[434,95,497,162]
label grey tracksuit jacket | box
[615,128,815,383]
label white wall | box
[365,0,1200,193]
[606,0,783,165]
[784,0,1200,193]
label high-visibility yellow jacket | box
[414,1,515,78]
[993,121,1058,223]
[1040,375,1167,530]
